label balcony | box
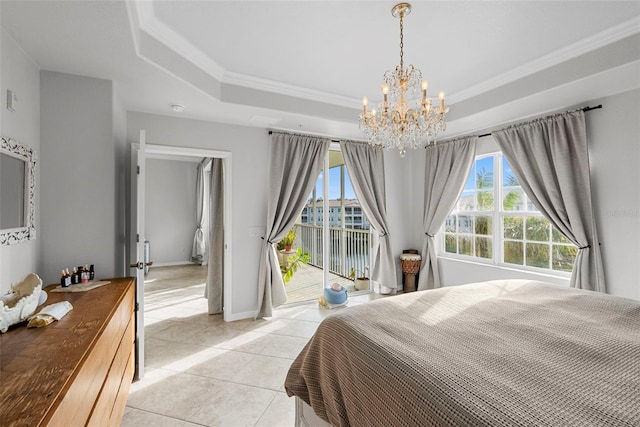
[283,224,370,304]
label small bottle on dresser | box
[60,269,68,288]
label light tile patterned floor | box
[122,264,382,427]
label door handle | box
[130,262,153,269]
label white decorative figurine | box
[0,273,43,333]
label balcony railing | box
[293,224,370,279]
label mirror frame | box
[1,136,37,245]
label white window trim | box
[438,151,573,280]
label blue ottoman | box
[324,285,348,305]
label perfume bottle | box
[81,264,89,283]
[60,269,68,288]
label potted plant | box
[279,228,297,252]
[282,248,311,284]
[349,266,370,291]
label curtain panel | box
[418,136,477,290]
[257,132,330,318]
[191,160,207,264]
[492,110,605,292]
[205,158,224,314]
[341,141,397,291]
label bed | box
[284,279,640,427]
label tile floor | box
[122,264,382,427]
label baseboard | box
[151,261,200,267]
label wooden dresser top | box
[0,277,134,426]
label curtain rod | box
[269,130,340,142]
[267,104,603,141]
[478,104,603,138]
[267,129,359,144]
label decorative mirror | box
[1,137,37,245]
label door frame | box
[130,142,233,379]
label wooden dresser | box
[0,277,135,426]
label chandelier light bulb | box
[359,2,449,155]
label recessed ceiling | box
[2,1,639,139]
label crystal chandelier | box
[359,2,449,157]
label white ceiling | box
[2,1,640,140]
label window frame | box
[439,151,574,278]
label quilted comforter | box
[285,280,640,426]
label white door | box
[133,130,146,380]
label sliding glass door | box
[284,145,370,303]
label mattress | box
[284,280,640,426]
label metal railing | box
[294,224,370,279]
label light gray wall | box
[588,89,640,300]
[145,158,198,265]
[113,88,128,277]
[40,71,120,285]
[383,151,417,289]
[0,27,40,294]
[127,112,269,316]
[430,89,640,301]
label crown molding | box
[222,71,359,109]
[129,0,225,80]
[125,0,363,109]
[448,16,640,104]
[128,1,639,111]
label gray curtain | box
[418,136,477,290]
[257,132,330,318]
[341,141,397,291]
[191,160,207,264]
[205,158,224,314]
[493,110,605,292]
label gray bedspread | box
[284,280,640,426]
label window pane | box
[552,245,577,272]
[526,243,550,269]
[459,236,472,256]
[504,241,523,265]
[457,215,473,233]
[445,234,456,253]
[445,215,456,233]
[458,189,475,211]
[552,228,570,244]
[475,237,492,259]
[502,157,519,186]
[475,157,494,189]
[503,216,523,240]
[477,190,494,211]
[526,217,550,242]
[475,157,494,211]
[475,216,492,235]
[503,188,524,211]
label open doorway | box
[142,154,209,327]
[130,142,232,379]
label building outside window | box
[300,199,370,230]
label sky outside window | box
[314,166,356,199]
